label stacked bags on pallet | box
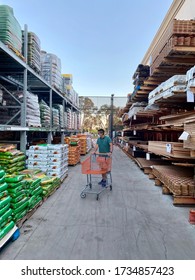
[26,144,69,180]
[20,169,61,199]
[52,108,60,127]
[0,5,22,53]
[20,170,43,211]
[53,104,65,128]
[39,100,51,127]
[47,144,68,180]
[5,174,29,222]
[40,51,62,91]
[0,169,15,240]
[38,176,61,198]
[22,31,41,74]
[0,144,26,174]
[26,91,41,127]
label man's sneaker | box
[101,180,107,187]
[98,179,103,185]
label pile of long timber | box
[148,141,192,158]
[152,165,195,197]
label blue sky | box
[0,0,173,96]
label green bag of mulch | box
[0,196,11,209]
[0,216,12,230]
[31,186,43,197]
[0,221,15,240]
[10,197,28,209]
[11,200,28,215]
[13,209,27,222]
[11,193,26,204]
[5,174,24,183]
[0,170,5,178]
[8,190,26,199]
[6,182,23,189]
[28,195,42,210]
[0,175,5,184]
[40,176,56,185]
[0,203,10,216]
[0,190,8,199]
[7,185,23,194]
[0,182,8,193]
[0,208,12,226]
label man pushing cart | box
[80,129,113,200]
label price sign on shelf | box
[166,143,172,153]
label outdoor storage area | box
[1,146,195,260]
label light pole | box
[110,94,114,139]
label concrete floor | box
[1,146,195,260]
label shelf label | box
[187,90,194,102]
[146,153,150,160]
[133,146,136,151]
[179,131,190,141]
[133,115,136,120]
[133,130,136,135]
[166,143,172,153]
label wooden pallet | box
[16,200,43,228]
[6,44,26,62]
[0,225,20,249]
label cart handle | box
[92,152,112,157]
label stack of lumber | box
[159,111,195,127]
[148,75,186,105]
[186,66,195,93]
[152,165,195,196]
[150,19,195,75]
[148,141,192,158]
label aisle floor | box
[1,146,195,260]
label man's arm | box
[94,144,99,153]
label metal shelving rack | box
[0,27,80,152]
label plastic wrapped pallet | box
[41,51,62,91]
[22,31,41,74]
[53,104,64,128]
[0,5,22,53]
[39,100,51,127]
[27,144,68,180]
[52,108,60,127]
[26,91,41,127]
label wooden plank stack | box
[148,141,192,158]
[152,165,195,197]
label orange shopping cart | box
[80,153,112,200]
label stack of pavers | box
[0,5,22,53]
[0,169,15,240]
